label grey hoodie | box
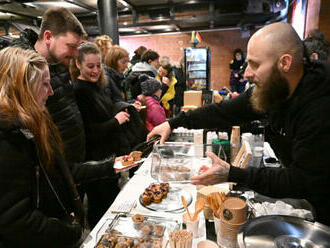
[132,62,158,76]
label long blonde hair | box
[0,47,63,168]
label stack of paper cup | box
[217,197,247,248]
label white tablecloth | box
[80,158,207,248]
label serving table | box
[80,157,208,248]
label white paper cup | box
[213,213,221,244]
[183,213,200,238]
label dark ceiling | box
[0,0,289,38]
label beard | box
[48,49,72,67]
[250,64,290,113]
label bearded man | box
[147,22,330,226]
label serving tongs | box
[132,135,161,158]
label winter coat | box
[137,95,167,131]
[46,65,86,164]
[73,79,148,160]
[132,62,158,76]
[169,62,330,226]
[0,119,116,247]
[122,72,169,102]
[229,58,246,93]
[104,66,125,102]
[156,75,177,111]
[172,65,186,109]
[10,28,86,164]
[130,54,141,65]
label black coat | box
[46,65,86,164]
[172,65,186,108]
[0,120,81,248]
[73,79,148,160]
[122,71,169,102]
[0,119,117,248]
[169,62,330,226]
[104,66,125,103]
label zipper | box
[36,165,40,208]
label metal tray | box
[237,215,330,248]
[139,186,192,212]
[95,213,181,248]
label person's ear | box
[43,30,53,46]
[147,59,152,64]
[278,54,292,73]
[76,59,81,70]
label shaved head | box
[251,22,304,66]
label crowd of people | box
[0,4,329,248]
[0,6,185,247]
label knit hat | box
[141,78,162,96]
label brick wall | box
[305,0,321,37]
[120,29,249,90]
[318,0,330,42]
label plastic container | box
[151,143,220,183]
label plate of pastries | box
[139,183,192,212]
[114,151,145,170]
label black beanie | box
[141,78,162,96]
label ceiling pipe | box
[97,0,119,44]
[63,0,96,11]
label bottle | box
[230,126,240,163]
[254,125,265,148]
[194,129,203,157]
[251,121,264,148]
[206,131,217,153]
[252,146,264,168]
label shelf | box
[186,60,207,63]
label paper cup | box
[221,197,247,224]
[203,203,214,220]
[217,217,246,248]
[183,213,200,238]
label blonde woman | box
[94,34,113,62]
[0,47,84,247]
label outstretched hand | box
[147,121,172,144]
[190,152,230,185]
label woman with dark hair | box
[156,61,177,117]
[71,42,129,227]
[130,45,147,65]
[229,48,246,93]
[0,47,86,247]
[71,42,148,226]
[172,56,186,115]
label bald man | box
[148,22,330,225]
